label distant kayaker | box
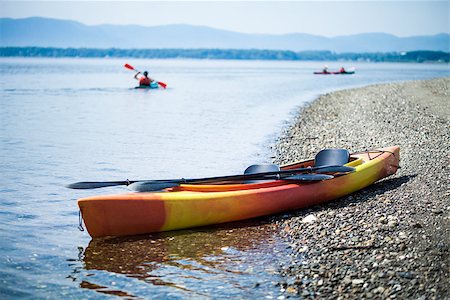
[323,65,329,74]
[134,71,154,86]
[339,67,346,73]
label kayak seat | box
[244,164,280,183]
[314,149,350,167]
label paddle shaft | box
[140,165,350,184]
[67,165,354,189]
[130,173,334,192]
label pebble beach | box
[273,77,449,299]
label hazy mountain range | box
[1,17,449,53]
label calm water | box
[0,58,448,299]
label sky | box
[0,1,448,37]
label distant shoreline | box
[1,47,448,63]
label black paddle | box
[129,173,335,192]
[66,165,354,190]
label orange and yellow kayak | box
[78,146,399,238]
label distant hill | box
[1,17,449,52]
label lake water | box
[0,57,448,299]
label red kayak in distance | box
[314,71,355,75]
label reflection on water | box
[73,218,291,298]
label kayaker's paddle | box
[129,173,335,192]
[66,165,354,190]
[124,63,167,88]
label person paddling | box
[339,67,346,73]
[125,64,167,88]
[134,71,154,87]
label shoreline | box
[273,77,449,298]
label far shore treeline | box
[0,47,448,63]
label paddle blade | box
[157,81,167,89]
[124,63,135,71]
[66,181,130,189]
[314,165,355,174]
[129,181,180,192]
[284,174,334,181]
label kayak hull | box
[134,81,159,89]
[78,146,399,238]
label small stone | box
[352,279,364,285]
[398,272,414,279]
[286,286,298,294]
[373,286,385,294]
[388,220,398,227]
[302,214,318,223]
[298,246,308,253]
[342,277,352,285]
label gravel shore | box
[273,77,449,299]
